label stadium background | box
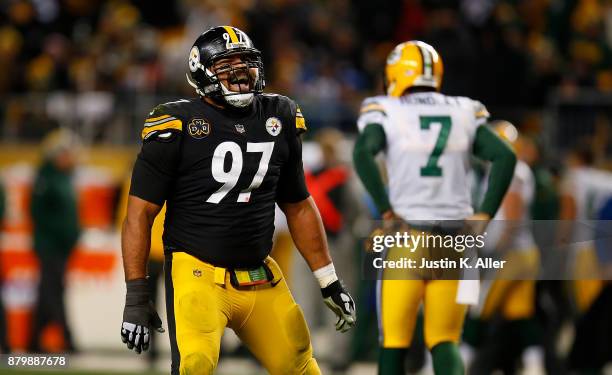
[0,0,611,374]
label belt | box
[406,220,465,235]
[213,266,226,285]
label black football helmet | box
[187,26,265,108]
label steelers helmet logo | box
[188,118,210,139]
[265,117,282,136]
[189,46,200,72]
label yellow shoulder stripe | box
[296,116,306,131]
[141,119,182,139]
[145,114,171,123]
[475,109,489,118]
[360,103,385,114]
[295,105,306,131]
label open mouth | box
[227,75,251,92]
[229,76,249,84]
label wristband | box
[313,263,338,289]
[125,278,150,305]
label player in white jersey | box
[353,41,516,375]
[560,143,612,372]
[468,121,543,375]
[485,122,537,252]
[358,93,488,220]
[560,144,612,311]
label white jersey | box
[487,160,537,251]
[561,166,612,221]
[560,166,612,246]
[357,92,489,221]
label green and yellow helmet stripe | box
[417,45,433,78]
[385,40,443,96]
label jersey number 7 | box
[420,116,452,177]
[207,141,274,203]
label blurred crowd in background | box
[0,0,612,374]
[1,0,611,144]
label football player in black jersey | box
[120,26,356,375]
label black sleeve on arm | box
[276,133,310,203]
[472,125,517,217]
[352,123,391,214]
[130,133,182,206]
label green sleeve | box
[473,125,517,217]
[352,123,391,214]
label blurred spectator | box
[1,0,611,141]
[0,180,9,353]
[28,128,80,353]
[421,3,478,97]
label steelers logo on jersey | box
[188,118,210,139]
[265,117,282,136]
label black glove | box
[321,280,356,333]
[121,278,164,354]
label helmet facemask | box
[188,50,265,108]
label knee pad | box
[180,352,215,375]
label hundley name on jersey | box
[356,92,491,221]
[129,94,310,268]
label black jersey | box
[130,94,309,268]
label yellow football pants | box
[378,279,467,349]
[377,232,467,349]
[164,252,320,375]
[573,245,603,313]
[481,248,539,320]
[481,279,536,320]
